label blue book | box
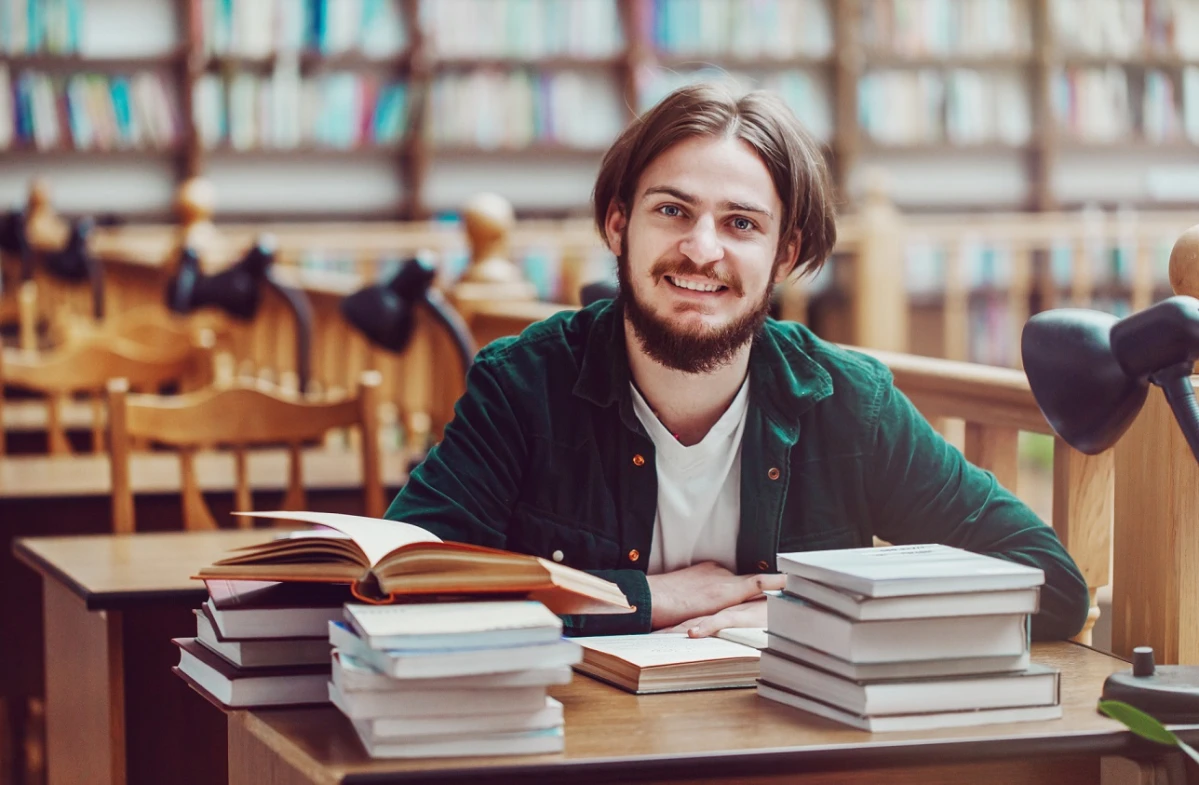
[109,76,133,147]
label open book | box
[194,511,633,616]
[571,631,764,694]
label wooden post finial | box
[175,177,218,258]
[25,177,67,248]
[460,192,521,285]
[1168,224,1199,299]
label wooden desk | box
[13,528,299,785]
[227,643,1176,785]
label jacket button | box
[632,454,646,467]
[552,550,564,563]
[628,549,640,562]
[758,560,770,571]
[767,467,780,480]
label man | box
[384,83,1089,641]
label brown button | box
[628,549,640,562]
[757,560,770,571]
[632,454,646,467]
[767,467,780,480]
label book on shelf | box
[775,543,1046,598]
[195,510,634,615]
[571,632,762,694]
[172,637,330,710]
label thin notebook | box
[194,510,633,615]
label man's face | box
[607,135,795,374]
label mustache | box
[649,258,744,297]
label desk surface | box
[232,642,1135,785]
[13,529,291,610]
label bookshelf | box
[5,0,1199,220]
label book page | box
[573,634,760,667]
[236,511,442,567]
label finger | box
[730,573,783,605]
[687,611,729,638]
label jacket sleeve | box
[384,351,651,636]
[863,373,1091,641]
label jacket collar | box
[572,299,834,438]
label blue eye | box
[659,204,683,217]
[732,217,755,232]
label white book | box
[776,544,1044,598]
[195,608,330,668]
[783,575,1040,621]
[766,593,1028,663]
[759,652,1058,716]
[765,633,1031,681]
[328,621,582,679]
[343,600,563,651]
[353,724,564,759]
[328,679,548,720]
[205,597,343,640]
[332,649,573,692]
[757,680,1062,732]
[343,696,564,742]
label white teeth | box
[667,276,722,293]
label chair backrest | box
[1,332,215,455]
[106,370,383,533]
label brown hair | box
[592,82,837,277]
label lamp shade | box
[165,238,274,320]
[1021,308,1149,455]
[340,258,434,353]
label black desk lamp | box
[44,216,105,321]
[340,256,476,379]
[165,235,314,393]
[1022,295,1199,721]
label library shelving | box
[5,0,1199,220]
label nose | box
[679,214,723,265]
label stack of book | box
[757,544,1062,731]
[172,579,344,709]
[328,600,583,758]
[175,510,635,757]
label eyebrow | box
[641,186,773,219]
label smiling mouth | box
[665,275,728,294]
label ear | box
[774,232,802,283]
[603,201,627,256]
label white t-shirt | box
[630,379,750,575]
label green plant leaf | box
[1098,700,1199,767]
[1099,700,1179,746]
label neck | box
[625,317,751,446]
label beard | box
[616,231,774,375]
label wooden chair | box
[1,332,214,455]
[106,370,384,533]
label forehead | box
[634,135,780,212]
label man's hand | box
[659,598,768,637]
[646,561,783,630]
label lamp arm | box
[422,288,477,378]
[264,272,313,394]
[1152,362,1199,465]
[86,250,104,320]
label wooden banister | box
[1111,225,1199,664]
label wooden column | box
[851,171,908,352]
[1111,225,1199,663]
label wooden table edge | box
[11,534,212,611]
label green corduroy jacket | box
[384,299,1090,640]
